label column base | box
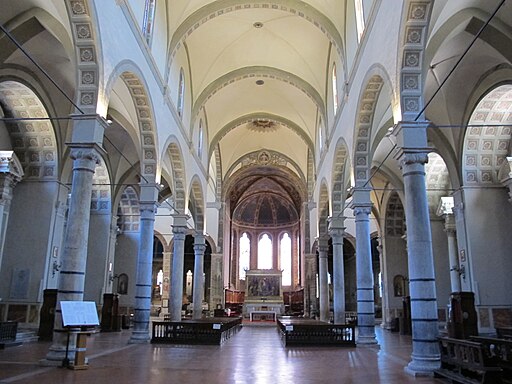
[404,356,440,377]
[41,346,75,366]
[356,335,379,346]
[129,331,150,343]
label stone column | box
[304,253,317,317]
[209,253,223,310]
[169,214,188,321]
[317,235,329,322]
[44,115,106,364]
[161,250,172,315]
[193,233,206,319]
[129,183,159,343]
[393,121,440,375]
[0,151,23,268]
[105,217,119,294]
[436,197,460,292]
[350,188,377,345]
[328,216,345,324]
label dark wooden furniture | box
[277,317,355,347]
[497,327,512,340]
[435,336,502,384]
[38,288,57,341]
[0,321,19,349]
[471,336,512,383]
[224,289,244,316]
[151,317,242,345]
[283,289,304,316]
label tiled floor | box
[0,324,446,384]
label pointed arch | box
[163,137,186,213]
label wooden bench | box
[497,327,512,340]
[0,321,19,349]
[277,318,355,347]
[471,336,512,384]
[435,336,502,384]
[151,317,242,345]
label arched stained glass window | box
[280,233,291,286]
[177,68,185,117]
[239,233,250,280]
[355,0,365,42]
[142,0,157,45]
[258,234,272,269]
[332,64,338,115]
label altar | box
[243,269,284,320]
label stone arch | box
[0,80,58,180]
[398,0,434,121]
[64,0,102,113]
[353,74,385,186]
[188,175,205,232]
[164,138,187,213]
[331,138,349,216]
[103,63,158,180]
[424,152,451,215]
[463,84,512,185]
[318,180,330,236]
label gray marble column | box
[130,182,159,343]
[169,214,188,321]
[437,197,460,293]
[0,151,23,268]
[193,233,206,319]
[393,121,440,375]
[351,194,377,345]
[304,253,317,317]
[328,216,345,324]
[45,142,104,363]
[317,235,329,322]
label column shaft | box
[46,146,100,363]
[318,236,329,322]
[129,200,157,343]
[193,233,206,319]
[329,217,345,324]
[353,205,377,345]
[169,215,188,321]
[446,226,461,293]
[398,150,440,374]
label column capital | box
[317,235,329,253]
[0,151,24,182]
[328,216,345,240]
[393,148,430,169]
[350,202,372,217]
[68,144,104,172]
[194,232,205,246]
[171,214,189,239]
[70,113,108,145]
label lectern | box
[60,301,100,370]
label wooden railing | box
[277,318,355,347]
[435,336,502,384]
[471,336,512,383]
[151,317,242,345]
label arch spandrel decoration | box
[0,81,58,180]
[64,0,101,112]
[189,177,205,231]
[119,72,158,179]
[399,1,433,121]
[167,142,186,212]
[354,75,384,186]
[331,138,348,215]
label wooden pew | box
[435,336,502,384]
[471,336,512,384]
[277,318,355,347]
[497,327,512,340]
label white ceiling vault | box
[166,0,347,183]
